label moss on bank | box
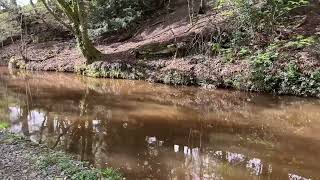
[75,61,145,80]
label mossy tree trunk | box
[40,0,101,64]
[73,0,101,64]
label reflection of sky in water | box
[174,145,179,152]
[93,119,105,133]
[226,152,245,164]
[7,107,315,180]
[9,106,46,134]
[146,136,157,144]
[192,148,200,160]
[214,150,223,158]
[1,67,319,180]
[246,158,263,176]
[289,173,311,180]
[27,110,45,132]
[184,146,191,155]
[172,143,311,180]
[9,106,21,122]
[145,134,314,180]
[9,106,22,133]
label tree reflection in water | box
[0,67,319,179]
[4,102,317,179]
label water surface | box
[0,67,320,180]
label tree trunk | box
[198,0,206,14]
[75,32,101,64]
[40,0,102,64]
[76,0,101,64]
[74,0,101,64]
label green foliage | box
[229,0,259,45]
[220,48,235,62]
[261,0,309,24]
[0,121,9,129]
[238,47,250,57]
[251,51,278,67]
[247,39,320,96]
[278,67,320,96]
[89,0,140,36]
[211,43,222,54]
[211,42,233,62]
[162,69,195,85]
[217,0,310,46]
[214,0,227,9]
[211,41,251,62]
[250,48,279,91]
[220,10,234,17]
[224,74,247,89]
[101,168,123,180]
[34,151,122,180]
[285,62,300,79]
[36,152,87,176]
[89,0,162,37]
[0,2,49,43]
[58,159,84,175]
[82,63,144,80]
[263,0,309,18]
[0,132,24,144]
[285,36,315,49]
[71,168,122,180]
[71,170,99,180]
[36,152,67,169]
[0,11,21,42]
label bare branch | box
[39,0,74,33]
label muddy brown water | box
[0,67,320,180]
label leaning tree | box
[39,0,101,64]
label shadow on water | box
[0,67,320,179]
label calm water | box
[0,67,320,180]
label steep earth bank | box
[0,1,319,97]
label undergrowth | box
[32,151,122,180]
[214,35,320,97]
